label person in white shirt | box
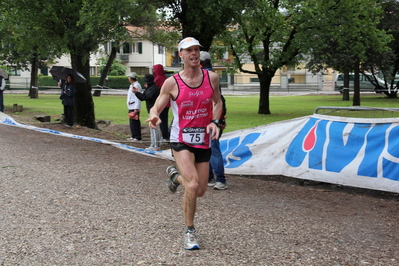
[126,72,142,141]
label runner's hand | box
[207,123,220,140]
[145,116,161,129]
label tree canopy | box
[1,0,396,121]
[0,0,158,128]
[152,0,244,50]
[222,0,391,113]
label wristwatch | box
[211,119,220,127]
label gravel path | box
[1,123,399,265]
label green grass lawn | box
[4,93,399,133]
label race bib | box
[182,127,206,145]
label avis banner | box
[220,114,399,193]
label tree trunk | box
[353,61,361,106]
[29,55,39,99]
[71,50,96,129]
[343,69,350,89]
[93,46,117,97]
[258,73,273,114]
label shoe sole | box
[214,186,228,190]
[185,245,200,250]
[166,179,177,193]
[166,166,179,193]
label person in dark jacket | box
[133,74,161,150]
[200,51,228,190]
[60,75,76,128]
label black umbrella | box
[50,66,87,83]
[0,68,9,80]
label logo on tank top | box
[189,90,204,97]
[201,99,212,105]
[181,100,193,107]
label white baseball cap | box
[127,72,137,79]
[200,51,211,61]
[178,37,202,52]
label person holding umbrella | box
[0,68,9,112]
[60,74,76,128]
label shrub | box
[38,76,145,90]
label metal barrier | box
[314,106,399,118]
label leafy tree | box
[92,46,118,97]
[96,57,127,77]
[151,0,243,50]
[306,0,391,105]
[92,2,165,97]
[359,0,399,98]
[222,0,390,113]
[0,0,156,128]
[0,5,63,98]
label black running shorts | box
[170,142,211,163]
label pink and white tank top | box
[170,69,214,149]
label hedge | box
[38,75,145,90]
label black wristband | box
[211,119,220,127]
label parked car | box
[334,73,387,93]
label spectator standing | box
[127,72,142,141]
[0,76,5,112]
[146,37,223,250]
[153,64,170,141]
[60,75,76,128]
[199,51,228,190]
[133,74,160,150]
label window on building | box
[40,67,48,76]
[122,42,131,54]
[9,68,21,76]
[111,42,120,53]
[90,67,96,76]
[132,42,143,54]
[220,71,228,83]
[130,67,149,76]
[291,75,305,83]
[250,77,259,83]
[158,45,164,54]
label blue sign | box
[285,118,399,181]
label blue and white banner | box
[0,112,172,159]
[2,112,399,193]
[220,114,399,193]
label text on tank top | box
[172,69,214,148]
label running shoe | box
[166,165,179,193]
[207,178,216,187]
[214,182,228,190]
[184,229,200,250]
